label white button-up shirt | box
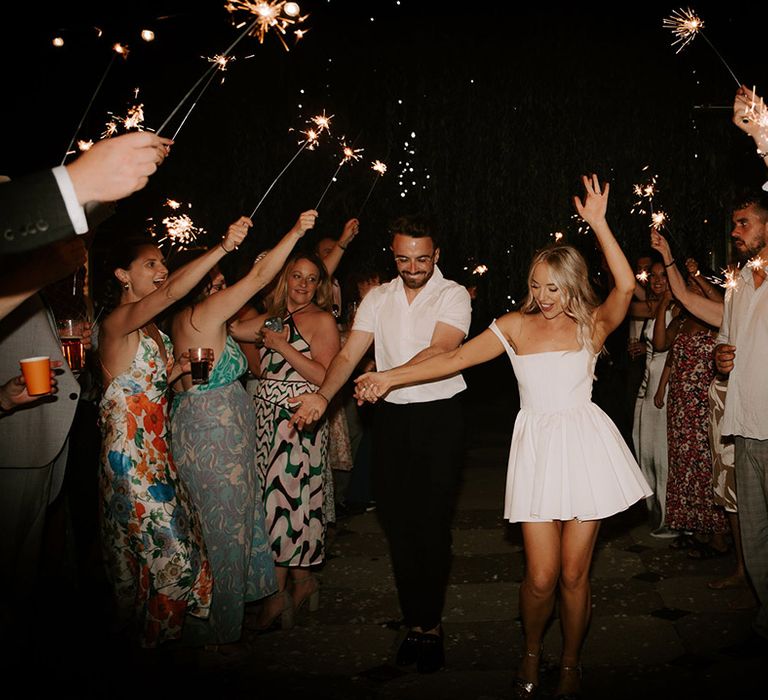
[352,266,471,404]
[717,264,768,439]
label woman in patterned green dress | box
[97,225,247,648]
[230,252,340,630]
[168,212,315,645]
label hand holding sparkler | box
[685,257,700,277]
[66,132,172,206]
[220,216,252,253]
[288,209,318,237]
[650,227,673,265]
[732,85,768,158]
[339,218,360,249]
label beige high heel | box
[252,590,294,632]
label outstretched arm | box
[733,85,768,168]
[103,222,249,338]
[354,323,506,402]
[192,210,317,330]
[320,218,360,276]
[573,174,634,348]
[650,228,722,327]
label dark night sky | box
[2,0,767,318]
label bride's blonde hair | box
[520,245,602,352]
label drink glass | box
[20,356,52,396]
[57,318,85,374]
[189,348,214,385]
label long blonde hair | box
[267,253,333,318]
[520,245,602,351]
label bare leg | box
[709,512,749,589]
[556,518,601,696]
[254,565,290,628]
[517,522,563,685]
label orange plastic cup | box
[19,356,52,396]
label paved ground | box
[16,365,765,698]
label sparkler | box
[156,14,263,136]
[150,200,207,252]
[721,266,739,290]
[169,55,234,141]
[225,1,309,52]
[472,264,489,276]
[357,159,387,216]
[248,113,331,218]
[315,140,364,210]
[663,8,741,87]
[61,42,129,164]
[636,270,649,283]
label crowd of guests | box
[2,85,768,696]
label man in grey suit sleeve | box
[0,131,171,254]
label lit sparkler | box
[77,140,94,152]
[156,12,266,137]
[651,211,668,229]
[315,139,364,210]
[225,1,309,51]
[630,169,658,217]
[662,7,741,87]
[636,270,649,283]
[473,264,489,276]
[747,255,766,272]
[357,159,388,216]
[248,115,328,218]
[169,54,234,141]
[61,41,130,163]
[552,231,564,242]
[150,200,207,251]
[721,267,738,290]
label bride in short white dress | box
[489,321,651,523]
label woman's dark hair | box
[97,236,158,315]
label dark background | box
[2,0,767,324]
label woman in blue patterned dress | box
[229,251,340,630]
[98,224,247,647]
[168,211,315,646]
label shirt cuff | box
[52,166,88,234]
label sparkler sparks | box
[472,264,489,276]
[315,138,365,210]
[225,1,309,51]
[636,270,649,283]
[651,211,668,229]
[662,8,703,54]
[747,256,766,272]
[721,267,739,290]
[248,112,330,219]
[207,53,235,72]
[77,140,93,152]
[662,7,741,86]
[150,200,206,251]
[630,169,658,216]
[372,160,388,175]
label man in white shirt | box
[715,188,768,655]
[290,216,471,673]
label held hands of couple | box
[353,372,390,405]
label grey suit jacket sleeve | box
[0,170,76,254]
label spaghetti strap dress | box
[98,328,212,647]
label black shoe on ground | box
[395,630,422,666]
[416,631,445,673]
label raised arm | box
[573,174,634,347]
[733,85,768,168]
[103,222,248,337]
[189,211,316,330]
[320,218,360,277]
[650,228,722,327]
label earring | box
[123,282,130,290]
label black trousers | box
[372,395,464,630]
